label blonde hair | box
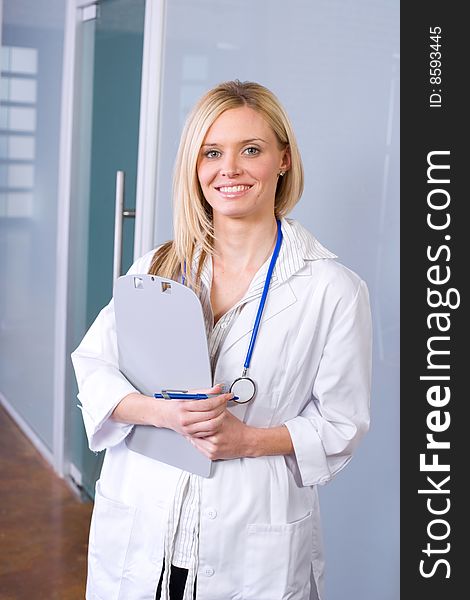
[149,80,304,289]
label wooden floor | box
[0,405,93,599]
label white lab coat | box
[71,218,372,600]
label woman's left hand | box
[186,408,253,460]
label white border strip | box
[0,392,54,465]
[52,0,80,477]
[133,0,167,258]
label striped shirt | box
[162,218,336,598]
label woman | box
[72,80,372,600]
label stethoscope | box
[183,218,283,404]
[229,218,283,404]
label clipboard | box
[113,273,213,477]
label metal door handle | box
[113,170,136,280]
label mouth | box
[214,184,253,198]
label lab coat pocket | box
[243,511,313,600]
[87,482,136,599]
[119,502,167,599]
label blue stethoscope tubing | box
[243,218,283,372]
[229,218,283,403]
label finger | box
[184,393,232,412]
[189,437,214,458]
[185,411,226,435]
[181,404,227,427]
[176,404,226,432]
[187,383,225,395]
[186,412,225,437]
[188,408,224,423]
[177,395,227,415]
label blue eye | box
[205,149,221,159]
[244,146,260,156]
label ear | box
[280,145,291,172]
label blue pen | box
[154,392,239,400]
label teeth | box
[218,185,251,193]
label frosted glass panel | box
[0,77,37,102]
[1,45,38,73]
[0,191,34,217]
[155,2,399,599]
[0,105,36,131]
[6,135,35,160]
[5,164,35,187]
[0,2,65,451]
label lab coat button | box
[203,566,214,577]
[205,508,217,519]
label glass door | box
[66,0,146,499]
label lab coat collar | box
[192,217,336,297]
[264,217,336,286]
[192,218,337,369]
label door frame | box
[54,0,166,479]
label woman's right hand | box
[155,383,233,437]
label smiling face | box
[197,106,290,223]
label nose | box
[220,152,241,177]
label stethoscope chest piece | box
[229,376,257,404]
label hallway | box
[0,405,93,599]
